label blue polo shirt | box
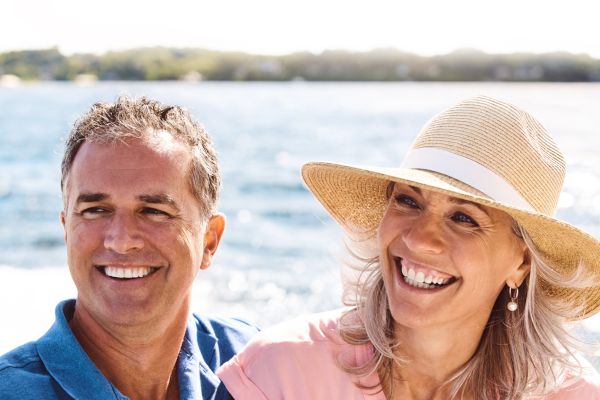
[0,300,258,399]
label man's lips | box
[393,257,458,290]
[95,265,160,280]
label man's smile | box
[95,265,160,280]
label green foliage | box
[0,47,64,80]
[1,47,599,82]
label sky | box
[1,0,600,57]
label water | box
[1,82,600,363]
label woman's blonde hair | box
[338,186,592,400]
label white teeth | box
[398,260,453,289]
[415,271,425,283]
[404,276,431,289]
[104,266,153,279]
[404,276,446,290]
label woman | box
[218,96,600,399]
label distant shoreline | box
[1,47,599,82]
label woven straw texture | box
[302,96,600,320]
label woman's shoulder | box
[217,309,373,400]
[233,308,350,363]
[545,360,600,399]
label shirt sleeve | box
[217,334,314,400]
[218,354,270,400]
[217,310,359,400]
[217,323,339,400]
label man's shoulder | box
[192,313,259,358]
[0,342,62,399]
[0,341,41,373]
[194,313,259,339]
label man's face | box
[61,132,224,328]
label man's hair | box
[61,96,220,218]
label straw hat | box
[302,95,600,319]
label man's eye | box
[81,207,107,216]
[452,212,479,227]
[141,208,170,217]
[394,194,419,208]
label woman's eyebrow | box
[405,185,490,216]
[449,197,490,216]
[408,185,422,194]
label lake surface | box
[1,81,600,361]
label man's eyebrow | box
[138,194,180,210]
[76,192,108,204]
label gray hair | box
[61,96,220,218]
[337,209,590,399]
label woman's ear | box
[509,248,531,287]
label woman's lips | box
[394,257,458,290]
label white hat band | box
[401,147,535,212]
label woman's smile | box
[395,256,458,290]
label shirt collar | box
[178,313,220,400]
[36,300,221,400]
[36,300,127,399]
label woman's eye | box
[452,212,479,227]
[394,194,419,208]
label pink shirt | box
[218,310,600,399]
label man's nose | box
[402,213,445,255]
[103,212,144,254]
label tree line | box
[1,47,599,82]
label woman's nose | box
[402,214,445,255]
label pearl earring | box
[507,286,519,312]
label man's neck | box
[69,301,189,400]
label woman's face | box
[378,183,530,330]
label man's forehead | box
[74,134,190,169]
[82,130,186,153]
[66,135,192,195]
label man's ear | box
[199,213,226,270]
[60,211,67,242]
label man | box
[0,96,258,399]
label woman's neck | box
[382,318,486,400]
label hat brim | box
[302,161,600,320]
